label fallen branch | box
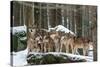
[28,52,93,61]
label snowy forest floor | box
[11,48,93,67]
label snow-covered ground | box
[12,48,93,66]
[11,48,93,66]
[11,48,28,66]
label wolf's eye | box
[31,29,33,32]
[34,38,35,40]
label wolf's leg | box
[83,47,86,56]
[60,43,63,52]
[76,49,80,55]
[66,45,69,53]
[44,43,47,52]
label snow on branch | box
[29,52,93,62]
[11,25,27,35]
[48,25,76,36]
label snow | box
[48,28,55,32]
[88,51,93,57]
[49,25,76,35]
[11,48,28,66]
[20,37,27,40]
[11,25,27,35]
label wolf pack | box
[27,28,94,56]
